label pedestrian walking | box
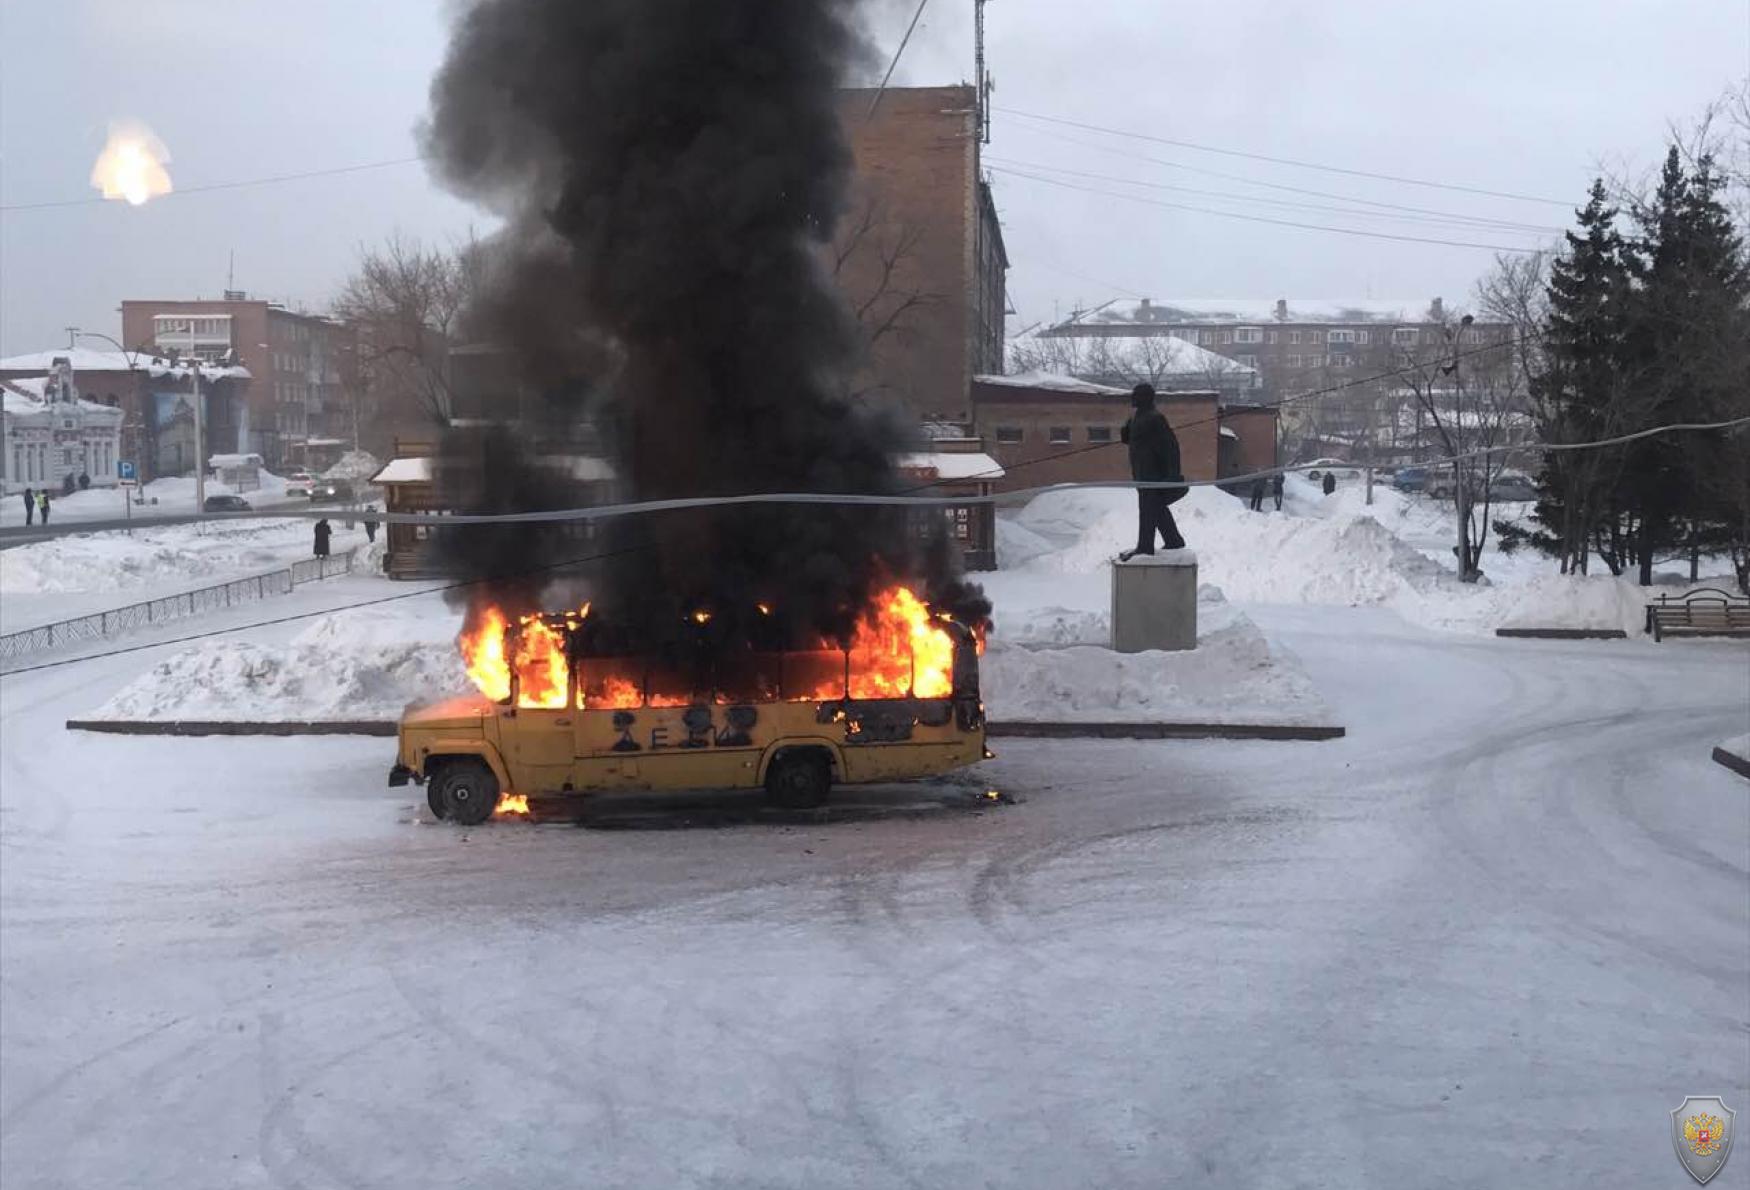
[21,487,33,526]
[38,491,50,525]
[364,506,378,544]
[1271,472,1284,511]
[1322,471,1337,497]
[1117,383,1186,561]
[1249,477,1266,512]
[313,518,332,559]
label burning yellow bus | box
[390,586,987,824]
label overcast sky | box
[1,0,1745,356]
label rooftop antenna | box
[975,0,993,144]
[227,249,235,293]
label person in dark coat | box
[1249,477,1266,512]
[363,506,377,543]
[313,518,332,559]
[1322,471,1337,497]
[37,491,49,525]
[1118,383,1186,560]
[1271,472,1284,510]
[21,487,33,526]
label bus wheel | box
[434,760,499,826]
[427,780,448,820]
[766,751,831,810]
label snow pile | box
[1012,486,1456,606]
[1718,733,1749,763]
[91,611,469,722]
[323,450,382,482]
[994,481,1714,637]
[0,520,341,594]
[983,603,1330,725]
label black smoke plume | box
[423,0,988,650]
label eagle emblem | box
[1672,1097,1735,1185]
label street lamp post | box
[68,328,148,521]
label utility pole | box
[188,322,206,512]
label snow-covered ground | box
[1,583,1744,1187]
[0,518,372,633]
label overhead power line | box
[986,155,1562,237]
[997,108,1572,207]
[0,156,428,213]
[1012,122,1566,233]
[989,165,1545,254]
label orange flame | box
[495,793,530,817]
[458,584,963,708]
[512,615,569,709]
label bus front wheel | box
[765,751,831,810]
[432,760,500,826]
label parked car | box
[284,471,316,498]
[309,478,355,504]
[1302,458,1363,481]
[1489,473,1540,502]
[203,494,252,513]
[1392,467,1429,493]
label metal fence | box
[0,549,357,666]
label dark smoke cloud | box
[424,0,987,648]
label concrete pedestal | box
[1111,549,1198,652]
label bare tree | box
[1395,296,1530,583]
[831,193,939,364]
[333,233,480,442]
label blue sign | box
[117,460,137,482]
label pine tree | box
[1510,180,1634,572]
[1623,147,1750,585]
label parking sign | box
[117,460,138,486]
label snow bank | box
[323,450,382,482]
[1718,733,1749,764]
[91,610,468,722]
[995,481,1714,637]
[983,602,1330,725]
[0,520,355,595]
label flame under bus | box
[392,602,986,824]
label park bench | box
[1644,587,1750,642]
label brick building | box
[969,373,1278,494]
[1034,297,1512,463]
[836,85,1007,422]
[120,295,356,470]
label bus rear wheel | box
[765,751,831,810]
[433,760,500,826]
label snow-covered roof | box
[974,370,1130,395]
[1062,298,1436,327]
[0,348,250,381]
[1,377,125,418]
[371,457,433,484]
[898,451,1004,481]
[370,454,620,486]
[1219,426,1239,440]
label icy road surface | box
[1,607,1745,1188]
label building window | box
[946,506,971,541]
[1219,330,1233,344]
[1087,425,1113,443]
[1305,354,1324,368]
[995,426,1023,444]
[1327,329,1355,344]
[1048,426,1072,445]
[1289,330,1302,344]
[1267,330,1278,344]
[1237,354,1258,368]
[1235,327,1263,344]
[1305,329,1324,343]
[1356,330,1371,344]
[1392,327,1419,345]
[1286,355,1302,368]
